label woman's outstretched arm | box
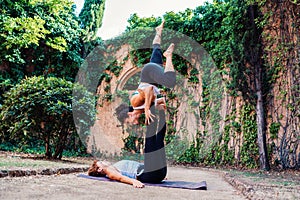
[105,167,145,188]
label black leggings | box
[150,43,163,65]
[137,108,167,183]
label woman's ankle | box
[163,43,174,58]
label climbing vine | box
[240,104,259,168]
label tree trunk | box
[44,131,52,158]
[255,68,270,170]
[249,5,270,170]
[53,125,69,159]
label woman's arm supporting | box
[141,86,156,124]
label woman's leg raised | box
[149,21,164,65]
[137,106,167,183]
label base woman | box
[88,108,167,188]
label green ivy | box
[122,130,143,154]
[240,104,259,168]
[269,122,280,139]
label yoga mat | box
[78,174,207,190]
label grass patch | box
[0,157,63,170]
[270,180,298,187]
[0,156,90,170]
[226,169,299,187]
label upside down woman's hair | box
[115,103,133,123]
[88,160,106,177]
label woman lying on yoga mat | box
[127,20,176,125]
[88,108,168,188]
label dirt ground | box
[0,151,299,200]
[223,169,300,200]
[0,167,245,200]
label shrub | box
[0,76,96,159]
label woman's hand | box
[145,109,155,125]
[132,179,145,188]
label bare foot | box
[163,43,175,57]
[155,20,165,35]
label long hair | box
[87,160,106,177]
[115,103,133,123]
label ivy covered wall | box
[94,0,299,170]
[260,0,300,169]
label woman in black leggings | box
[88,21,176,188]
[87,109,167,187]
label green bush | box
[0,76,96,159]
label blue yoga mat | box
[78,174,207,190]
